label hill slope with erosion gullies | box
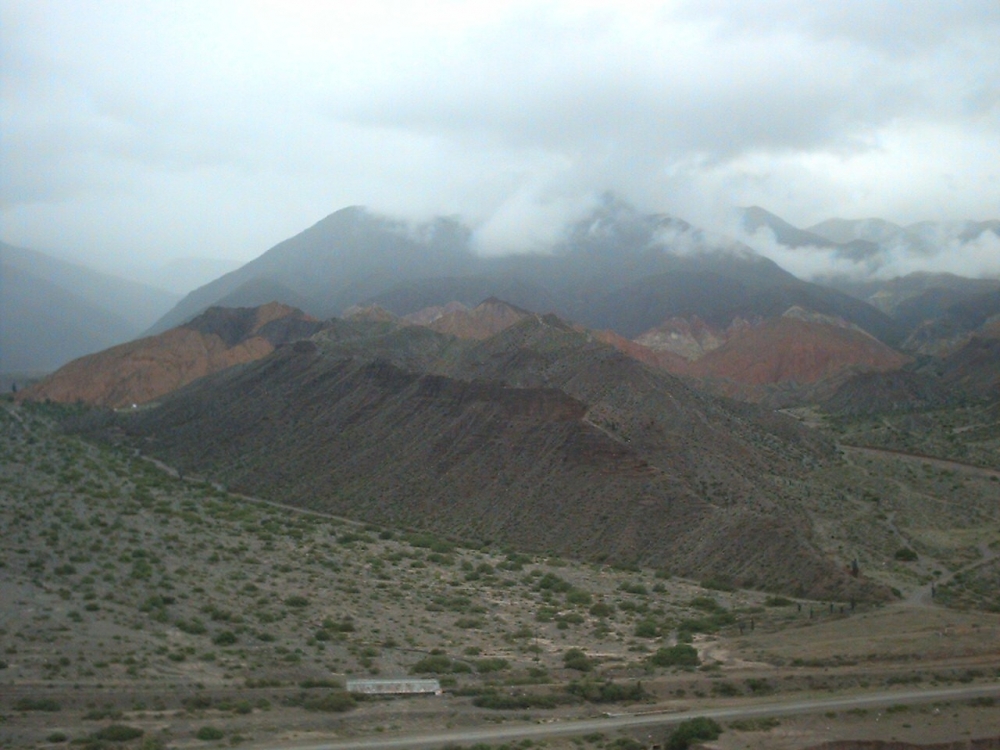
[20,303,323,408]
[106,316,886,602]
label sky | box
[2,0,999,283]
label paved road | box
[262,683,1000,750]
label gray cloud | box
[1,0,998,281]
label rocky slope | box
[20,303,322,408]
[105,315,887,602]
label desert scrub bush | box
[212,630,237,646]
[195,726,225,741]
[588,601,614,618]
[729,717,780,731]
[472,691,560,710]
[649,644,699,668]
[295,691,356,712]
[475,657,510,673]
[283,595,310,608]
[411,654,471,674]
[92,725,144,742]
[299,678,343,689]
[677,610,735,635]
[711,681,739,697]
[894,548,918,561]
[764,596,794,607]
[562,648,593,672]
[14,697,61,711]
[566,679,650,703]
[745,678,772,694]
[618,581,647,596]
[84,708,124,721]
[634,619,659,638]
[565,588,592,606]
[175,617,207,635]
[666,717,722,749]
[700,577,735,592]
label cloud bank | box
[1,0,998,279]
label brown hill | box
[107,315,888,602]
[427,297,532,339]
[687,312,910,387]
[19,302,322,408]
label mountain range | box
[0,242,180,372]
[94,311,884,601]
[14,197,1000,605]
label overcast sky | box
[2,0,999,277]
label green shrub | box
[562,648,593,672]
[196,726,225,741]
[299,678,343,689]
[700,577,735,592]
[688,596,723,612]
[711,681,739,697]
[47,732,68,743]
[566,679,649,703]
[764,596,793,607]
[299,691,355,712]
[634,620,659,638]
[283,595,309,608]
[535,573,572,593]
[472,692,559,710]
[411,654,451,673]
[649,644,699,668]
[176,617,207,635]
[894,548,918,562]
[93,725,144,742]
[475,658,509,673]
[588,602,614,617]
[666,717,722,749]
[15,697,61,711]
[212,631,237,646]
[729,717,780,731]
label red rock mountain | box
[19,303,322,408]
[631,307,909,397]
[687,312,910,386]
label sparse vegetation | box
[2,400,999,747]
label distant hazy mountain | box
[2,243,179,330]
[0,243,180,372]
[741,206,881,262]
[147,207,476,334]
[0,263,133,372]
[151,198,902,347]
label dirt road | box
[839,444,1000,479]
[264,683,1000,750]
